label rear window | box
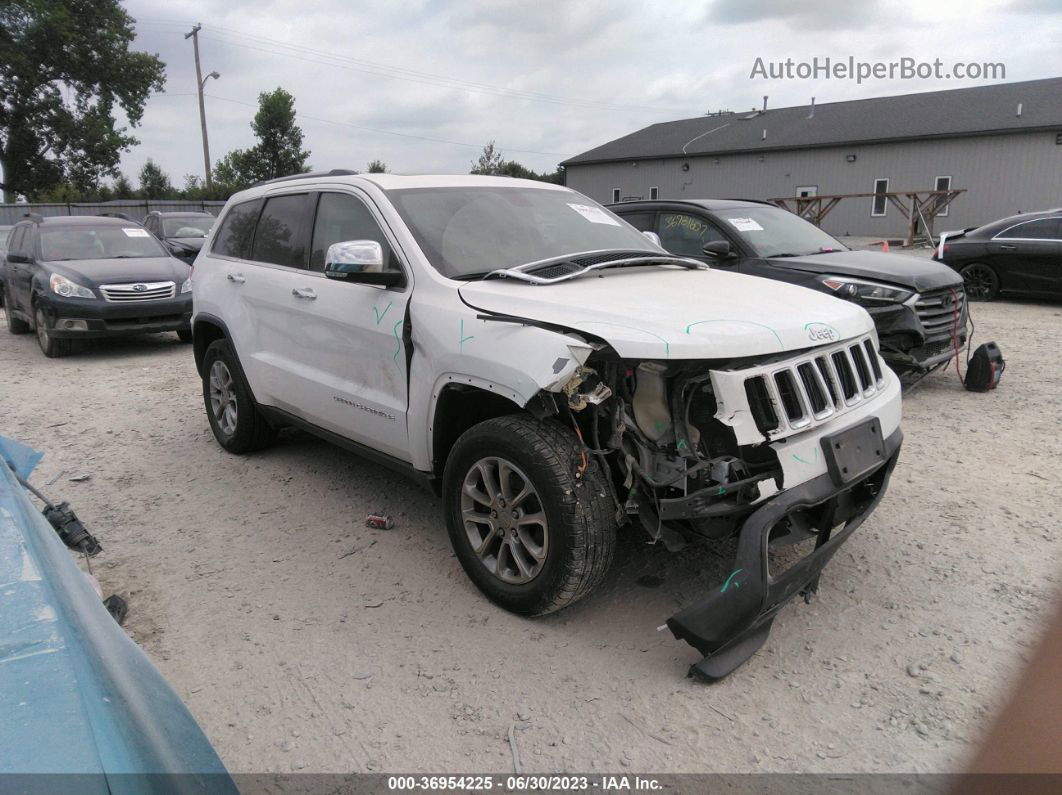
[211,199,262,259]
[163,215,214,238]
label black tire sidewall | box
[443,418,598,615]
[201,339,262,453]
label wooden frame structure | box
[770,188,966,247]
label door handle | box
[292,287,317,300]
[226,272,246,283]
[998,244,1017,250]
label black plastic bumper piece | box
[666,427,903,682]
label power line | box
[134,18,684,114]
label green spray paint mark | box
[392,319,403,363]
[459,318,475,351]
[676,439,688,450]
[684,319,784,350]
[372,300,393,326]
[720,568,743,593]
[716,486,727,496]
[574,321,670,358]
[792,448,820,466]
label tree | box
[367,159,388,173]
[0,0,166,201]
[137,159,175,199]
[213,88,310,188]
[112,173,134,199]
[470,141,504,175]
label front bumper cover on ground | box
[666,426,903,681]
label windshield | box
[40,225,167,261]
[163,216,214,237]
[717,207,847,258]
[386,186,659,278]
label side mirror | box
[642,230,661,246]
[6,252,29,264]
[702,240,733,259]
[324,240,404,287]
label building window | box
[612,188,621,204]
[934,176,952,216]
[871,178,889,217]
[796,186,818,198]
[649,186,659,200]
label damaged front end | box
[539,334,902,680]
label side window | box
[7,226,26,257]
[251,194,312,268]
[211,199,262,259]
[618,212,655,232]
[871,178,889,217]
[998,218,1061,240]
[309,192,396,272]
[657,212,727,257]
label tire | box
[443,414,617,616]
[960,262,999,301]
[4,289,30,334]
[201,338,277,453]
[34,306,71,358]
[176,328,193,343]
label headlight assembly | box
[49,273,96,299]
[820,275,913,305]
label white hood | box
[459,266,873,360]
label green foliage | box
[212,88,311,189]
[367,159,388,173]
[112,173,134,199]
[137,158,176,199]
[469,141,563,183]
[0,0,166,200]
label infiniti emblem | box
[133,284,148,292]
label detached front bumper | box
[666,425,902,681]
[39,294,192,339]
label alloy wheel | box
[962,264,995,300]
[460,456,549,585]
[208,360,238,436]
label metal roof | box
[562,77,1062,166]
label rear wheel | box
[201,339,277,453]
[960,262,999,301]
[443,414,617,616]
[35,307,71,358]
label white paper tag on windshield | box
[567,203,621,226]
[727,217,764,232]
[122,227,150,237]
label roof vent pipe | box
[762,96,768,113]
[1016,102,1023,117]
[808,97,816,118]
[762,128,767,141]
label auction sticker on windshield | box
[567,203,621,226]
[122,228,150,237]
[727,217,764,232]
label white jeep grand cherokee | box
[192,171,903,680]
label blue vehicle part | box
[0,436,235,792]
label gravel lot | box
[2,298,1059,775]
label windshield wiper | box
[483,250,706,285]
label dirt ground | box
[2,298,1059,775]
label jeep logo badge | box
[805,322,839,343]
[133,284,147,292]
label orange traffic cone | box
[881,240,890,253]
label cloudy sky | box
[119,0,1061,184]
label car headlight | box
[49,273,95,299]
[820,275,913,305]
[180,279,193,294]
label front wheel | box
[960,262,999,301]
[201,339,277,453]
[443,414,617,616]
[35,307,71,357]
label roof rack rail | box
[22,212,44,223]
[253,169,359,187]
[717,198,777,206]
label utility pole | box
[185,24,220,188]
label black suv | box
[2,215,193,357]
[143,211,216,263]
[611,199,968,374]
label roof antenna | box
[808,97,816,118]
[1016,102,1023,117]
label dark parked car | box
[143,210,215,262]
[0,225,11,306]
[933,209,1062,301]
[611,199,968,374]
[2,215,192,357]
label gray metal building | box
[562,78,1062,237]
